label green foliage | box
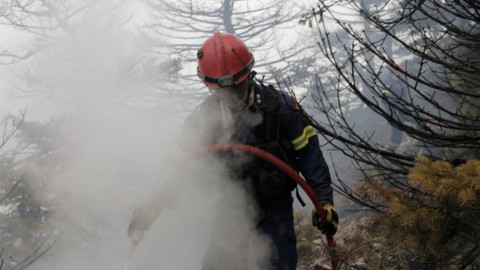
[0,117,64,263]
[359,157,480,267]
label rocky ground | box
[297,213,372,270]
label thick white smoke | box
[2,1,274,269]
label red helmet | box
[197,32,255,88]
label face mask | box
[209,79,249,110]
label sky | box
[0,0,148,121]
[0,0,324,122]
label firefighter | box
[127,32,338,270]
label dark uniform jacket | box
[182,82,333,206]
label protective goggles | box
[198,58,254,88]
[207,79,248,96]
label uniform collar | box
[252,82,266,109]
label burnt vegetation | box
[293,0,480,268]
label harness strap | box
[259,86,307,207]
[296,187,306,207]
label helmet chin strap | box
[242,72,257,109]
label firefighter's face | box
[209,79,249,110]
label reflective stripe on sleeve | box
[291,125,318,150]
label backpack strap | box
[258,88,281,142]
[260,84,308,207]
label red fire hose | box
[126,143,340,270]
[188,143,340,270]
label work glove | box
[127,203,160,244]
[312,202,339,236]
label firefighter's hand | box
[127,203,160,243]
[312,202,339,236]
